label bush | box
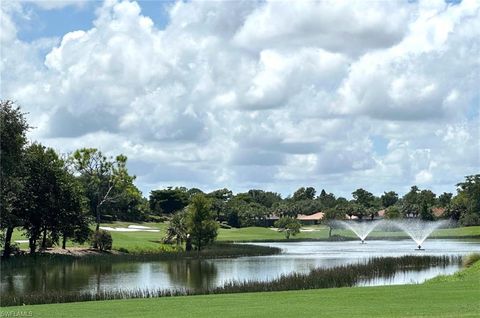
[275,217,301,239]
[145,215,169,223]
[463,253,480,268]
[117,247,129,253]
[91,230,113,251]
[384,206,401,219]
[460,212,480,226]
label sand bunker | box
[99,225,160,232]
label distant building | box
[265,214,280,227]
[377,209,386,218]
[297,212,324,225]
[432,207,446,218]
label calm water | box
[2,239,479,295]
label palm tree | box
[164,211,187,245]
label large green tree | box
[292,187,316,201]
[381,191,399,208]
[22,144,88,253]
[453,175,480,225]
[149,187,189,215]
[0,101,30,257]
[352,188,375,209]
[186,194,218,252]
[69,148,134,230]
[56,172,91,249]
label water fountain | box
[392,219,451,250]
[335,220,384,243]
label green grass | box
[218,225,480,242]
[4,261,479,317]
[9,223,480,253]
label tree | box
[352,188,375,209]
[317,190,336,209]
[21,144,59,253]
[247,189,282,208]
[0,101,30,257]
[69,148,133,230]
[207,188,233,221]
[402,186,421,217]
[346,201,367,219]
[21,144,88,253]
[56,172,91,249]
[438,192,453,207]
[274,217,301,239]
[292,187,316,201]
[454,175,480,226]
[381,191,398,208]
[164,210,188,245]
[420,202,435,221]
[418,189,436,207]
[272,201,301,218]
[149,187,189,215]
[186,194,218,252]
[323,207,343,238]
[384,206,401,219]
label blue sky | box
[16,1,173,42]
[1,0,478,198]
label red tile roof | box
[297,212,324,221]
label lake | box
[2,239,479,296]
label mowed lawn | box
[4,262,480,318]
[10,223,480,253]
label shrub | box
[118,247,129,254]
[91,230,112,251]
[275,217,301,239]
[384,206,401,219]
[459,212,480,226]
[463,253,480,268]
[145,215,169,223]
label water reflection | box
[166,260,218,290]
[1,239,479,297]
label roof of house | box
[432,207,446,217]
[297,212,324,221]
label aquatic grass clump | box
[0,255,459,307]
[462,253,480,268]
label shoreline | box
[0,243,282,266]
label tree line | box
[1,100,479,256]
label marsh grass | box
[0,255,459,306]
[462,253,480,268]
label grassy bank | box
[3,260,479,317]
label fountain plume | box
[334,220,384,243]
[391,219,451,249]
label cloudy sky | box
[1,0,479,198]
